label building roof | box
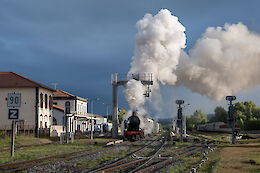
[53,104,64,111]
[53,89,87,102]
[87,113,104,119]
[0,72,55,91]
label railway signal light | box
[176,100,184,105]
[226,96,236,101]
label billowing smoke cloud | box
[124,79,146,109]
[124,9,186,110]
[128,9,186,88]
[124,9,260,122]
[176,22,260,100]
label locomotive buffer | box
[111,73,153,138]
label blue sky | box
[1,0,260,118]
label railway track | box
[90,135,217,173]
[0,134,218,172]
[89,137,161,173]
[0,140,130,173]
[0,147,103,172]
[0,137,158,172]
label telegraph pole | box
[176,100,184,143]
[226,96,236,144]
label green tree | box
[118,109,127,124]
[187,109,207,130]
[253,107,260,119]
[210,106,228,123]
[234,101,256,120]
[107,114,112,123]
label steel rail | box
[129,140,166,173]
[136,146,204,173]
[90,137,160,173]
[0,145,115,173]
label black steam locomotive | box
[124,111,144,141]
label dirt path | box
[215,143,260,173]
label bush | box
[244,120,260,130]
[0,130,6,137]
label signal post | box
[226,96,237,144]
[176,100,184,143]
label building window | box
[53,117,57,125]
[40,114,43,128]
[49,95,53,110]
[45,115,48,128]
[40,93,43,108]
[65,101,70,114]
[45,94,48,109]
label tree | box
[118,109,127,124]
[210,106,228,123]
[187,109,207,130]
[107,109,127,124]
[234,101,256,120]
[107,114,112,123]
[233,101,258,130]
[253,107,260,119]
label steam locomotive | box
[124,111,144,141]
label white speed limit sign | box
[8,93,21,107]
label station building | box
[0,72,55,136]
[53,89,89,134]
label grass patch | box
[0,140,100,164]
[168,164,186,173]
[0,136,52,149]
[85,150,128,169]
[198,149,221,173]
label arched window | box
[53,117,57,125]
[65,101,70,114]
[40,93,43,108]
[40,114,43,128]
[49,95,53,110]
[45,94,48,108]
[44,115,48,128]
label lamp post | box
[102,103,111,120]
[90,98,100,140]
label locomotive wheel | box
[136,135,140,140]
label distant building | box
[51,104,65,137]
[52,104,65,125]
[87,113,107,132]
[0,72,55,136]
[53,89,88,133]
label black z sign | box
[8,109,19,120]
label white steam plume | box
[176,22,260,100]
[124,9,186,110]
[124,79,146,110]
[129,9,186,88]
[124,9,260,122]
